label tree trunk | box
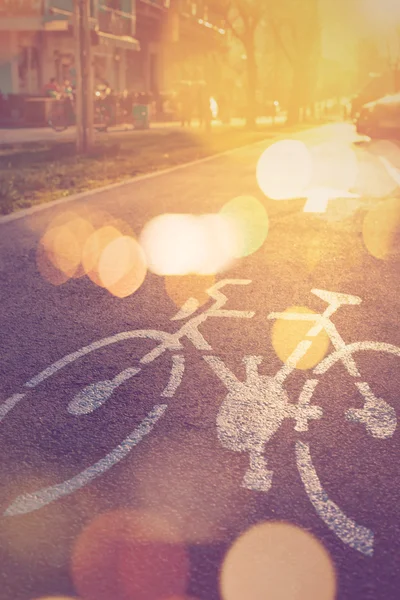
[245,37,257,129]
[287,65,303,125]
[287,61,311,125]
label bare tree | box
[220,0,320,126]
[267,0,321,124]
[385,25,400,92]
[220,0,268,127]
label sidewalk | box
[0,116,286,147]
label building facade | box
[0,0,139,96]
[131,0,228,95]
[163,0,227,89]
[0,0,227,99]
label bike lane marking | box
[1,282,398,559]
[4,404,167,517]
[1,280,254,515]
[296,441,374,557]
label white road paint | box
[0,393,26,422]
[161,355,185,398]
[171,297,200,321]
[67,367,141,416]
[314,341,400,375]
[203,287,397,556]
[25,330,179,389]
[346,381,397,439]
[4,404,167,516]
[269,289,363,377]
[204,355,323,493]
[296,441,374,557]
[303,188,359,214]
[292,379,322,432]
[303,191,330,213]
[274,340,313,383]
[1,278,255,516]
[1,282,398,557]
[311,289,362,308]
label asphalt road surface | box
[1,123,399,600]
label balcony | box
[178,1,226,36]
[49,0,74,13]
[44,1,138,48]
[0,0,44,30]
[0,0,139,48]
[98,4,136,38]
[139,0,170,7]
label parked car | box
[350,72,393,120]
[355,93,400,138]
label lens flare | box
[3,477,72,567]
[37,226,76,286]
[220,522,336,600]
[220,196,269,257]
[256,140,313,200]
[82,225,122,285]
[140,213,236,276]
[196,214,236,273]
[140,214,205,276]
[271,306,330,370]
[310,142,358,191]
[98,235,147,298]
[71,510,189,600]
[36,213,95,285]
[362,197,400,260]
[135,433,249,543]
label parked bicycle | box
[48,86,110,133]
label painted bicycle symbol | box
[1,280,399,558]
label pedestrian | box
[197,81,212,132]
[62,79,75,124]
[180,82,193,127]
[43,77,60,98]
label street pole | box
[74,0,94,154]
[73,1,83,153]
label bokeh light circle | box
[98,235,147,298]
[140,214,205,275]
[271,306,330,370]
[220,522,336,600]
[362,197,400,260]
[195,213,237,273]
[220,196,269,257]
[36,213,96,285]
[37,225,77,285]
[82,225,121,285]
[256,140,313,200]
[71,510,189,600]
[310,142,358,191]
[140,213,237,276]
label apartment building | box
[0,0,139,95]
[0,0,226,112]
